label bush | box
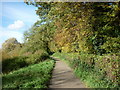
[1,44,22,61]
[94,54,119,86]
[2,56,28,73]
[1,50,11,60]
[101,37,120,53]
[2,49,50,74]
[52,52,119,88]
[25,50,49,64]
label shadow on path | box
[49,57,87,88]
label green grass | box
[2,52,49,74]
[2,59,55,88]
[2,56,29,73]
[52,52,119,88]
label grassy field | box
[2,59,55,88]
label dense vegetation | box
[23,1,119,88]
[3,59,54,88]
[52,53,119,88]
[1,32,54,88]
[1,1,120,88]
[23,2,120,55]
[1,39,55,88]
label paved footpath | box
[49,57,87,88]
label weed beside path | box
[52,53,119,88]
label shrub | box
[94,54,119,86]
[2,56,28,73]
[52,52,119,88]
[25,50,49,64]
[1,50,11,60]
[101,37,120,53]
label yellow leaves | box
[62,43,71,53]
[81,31,86,36]
[49,42,58,52]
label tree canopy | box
[23,2,120,55]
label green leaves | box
[52,52,119,88]
[101,37,120,53]
[24,2,120,54]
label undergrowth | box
[2,59,55,88]
[2,56,29,73]
[52,52,119,88]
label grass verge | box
[52,52,119,88]
[2,59,55,88]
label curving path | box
[49,57,87,88]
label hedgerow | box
[52,52,119,88]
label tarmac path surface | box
[49,57,87,88]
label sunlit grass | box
[2,59,55,88]
[52,53,119,88]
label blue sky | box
[0,1,39,48]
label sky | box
[0,1,39,48]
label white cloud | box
[8,20,25,30]
[0,30,23,41]
[0,26,24,48]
